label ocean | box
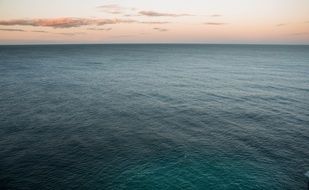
[0,44,308,189]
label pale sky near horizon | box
[0,0,308,44]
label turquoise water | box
[0,44,308,189]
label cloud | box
[139,11,191,17]
[210,14,222,17]
[290,32,309,36]
[204,22,227,25]
[0,18,91,28]
[123,14,145,17]
[0,28,90,36]
[87,27,112,31]
[0,28,25,32]
[96,18,136,25]
[98,4,125,14]
[139,21,170,24]
[111,35,135,38]
[276,23,286,27]
[153,27,168,32]
[98,4,135,14]
[0,18,136,28]
[0,28,50,33]
[31,30,49,33]
[56,32,86,36]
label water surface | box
[0,44,309,189]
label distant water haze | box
[0,44,308,189]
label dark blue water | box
[0,44,308,190]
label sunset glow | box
[0,0,309,44]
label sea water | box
[0,44,308,189]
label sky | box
[0,0,309,44]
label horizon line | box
[1,42,309,46]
